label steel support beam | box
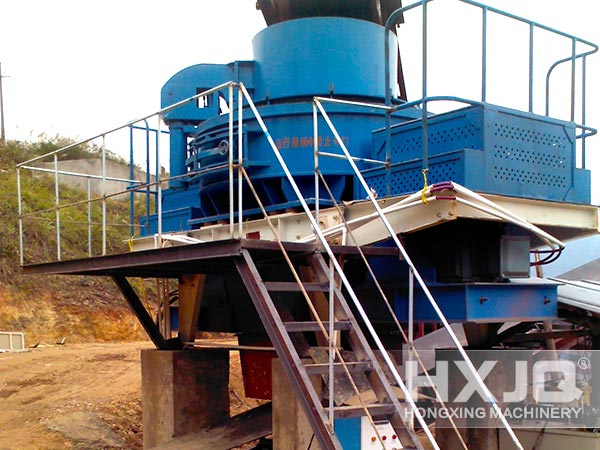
[112,275,173,350]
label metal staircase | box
[235,246,423,450]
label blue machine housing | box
[361,103,591,203]
[144,6,597,325]
[146,17,405,233]
[150,14,591,235]
[181,103,416,224]
[252,17,394,101]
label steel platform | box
[21,238,402,278]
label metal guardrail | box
[384,0,598,170]
[15,83,233,265]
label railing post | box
[228,83,234,238]
[101,135,107,256]
[129,125,135,237]
[481,6,488,103]
[17,168,23,265]
[54,153,61,261]
[328,259,335,427]
[385,110,392,197]
[145,120,152,236]
[528,23,534,113]
[581,55,587,168]
[313,101,319,223]
[88,178,92,257]
[238,85,243,238]
[157,117,163,245]
[571,38,576,122]
[421,0,429,171]
[407,267,415,428]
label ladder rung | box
[304,361,372,375]
[333,403,396,419]
[263,281,330,292]
[284,321,352,332]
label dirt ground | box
[0,340,266,450]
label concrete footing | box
[272,359,323,450]
[141,349,230,449]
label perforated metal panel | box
[361,155,463,198]
[366,104,590,204]
[388,120,480,161]
[374,107,483,162]
[490,120,570,189]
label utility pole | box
[0,62,5,145]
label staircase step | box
[263,281,330,292]
[304,361,372,375]
[333,403,396,419]
[284,321,352,333]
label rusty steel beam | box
[112,275,174,350]
[22,239,246,277]
[21,239,401,278]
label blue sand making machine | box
[18,1,600,449]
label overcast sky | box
[1,0,598,200]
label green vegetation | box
[1,133,128,167]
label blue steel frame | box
[128,121,169,237]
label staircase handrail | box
[384,0,598,171]
[314,96,525,450]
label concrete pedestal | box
[272,359,323,450]
[141,349,230,449]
